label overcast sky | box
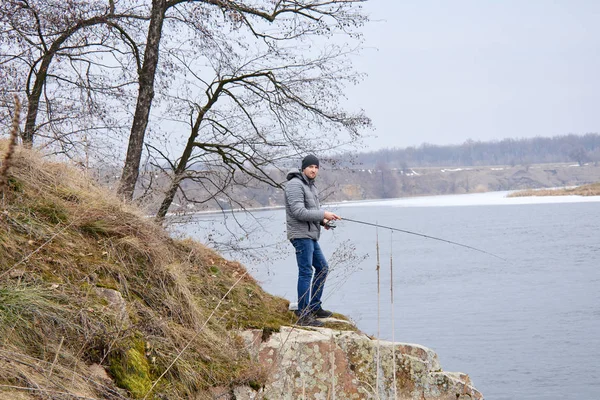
[345,0,600,150]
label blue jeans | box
[291,238,329,315]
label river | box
[175,191,600,400]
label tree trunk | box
[155,173,183,222]
[117,0,167,200]
[154,79,228,221]
[20,15,110,145]
[155,114,203,222]
[22,54,54,146]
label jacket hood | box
[286,169,309,183]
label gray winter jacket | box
[284,169,325,241]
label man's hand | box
[323,211,340,230]
[324,211,341,221]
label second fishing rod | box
[325,217,506,261]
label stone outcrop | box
[93,287,131,328]
[238,326,483,400]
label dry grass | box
[508,182,600,197]
[0,142,298,399]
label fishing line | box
[341,217,506,261]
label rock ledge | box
[237,327,483,400]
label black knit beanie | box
[301,154,319,171]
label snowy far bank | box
[329,190,600,208]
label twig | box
[302,376,306,399]
[330,337,336,400]
[48,336,64,378]
[357,379,381,400]
[390,231,397,399]
[0,95,21,194]
[375,225,380,396]
[0,384,99,399]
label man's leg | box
[291,238,314,317]
[308,240,329,313]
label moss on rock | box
[108,335,152,398]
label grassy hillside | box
[0,143,300,399]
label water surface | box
[177,192,600,399]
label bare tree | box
[374,161,398,199]
[1,0,370,208]
[117,0,369,200]
[117,0,167,198]
[141,13,370,221]
[569,146,589,166]
[0,0,145,152]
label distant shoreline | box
[166,187,600,220]
[164,184,600,220]
[508,182,600,197]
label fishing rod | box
[335,217,506,261]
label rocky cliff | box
[233,326,482,400]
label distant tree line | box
[348,134,600,168]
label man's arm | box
[286,179,325,222]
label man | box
[284,154,341,327]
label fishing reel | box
[323,221,336,230]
